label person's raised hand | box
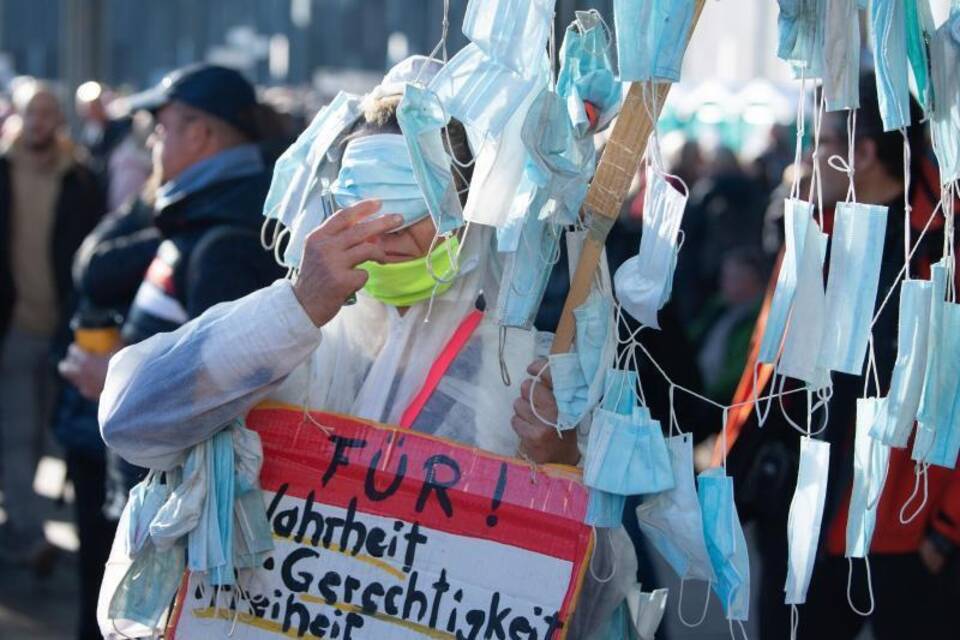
[511,358,581,466]
[58,343,113,400]
[292,199,403,327]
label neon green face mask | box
[360,236,460,307]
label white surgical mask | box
[785,436,830,605]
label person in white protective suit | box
[98,57,636,638]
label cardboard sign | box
[169,405,593,639]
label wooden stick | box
[550,1,706,356]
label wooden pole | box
[550,0,707,355]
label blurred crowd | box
[0,60,958,640]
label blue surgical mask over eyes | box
[429,43,542,147]
[697,467,750,621]
[396,83,464,235]
[614,166,687,330]
[870,0,912,131]
[461,0,555,79]
[263,91,362,227]
[846,398,891,558]
[929,13,960,186]
[777,0,826,77]
[779,224,831,389]
[584,408,675,496]
[870,279,932,447]
[557,10,622,135]
[823,0,861,111]
[913,260,960,468]
[819,202,888,375]
[330,134,431,229]
[614,0,697,83]
[785,436,830,605]
[636,434,717,584]
[491,212,560,330]
[759,198,814,364]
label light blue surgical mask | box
[491,210,560,330]
[869,279,932,447]
[461,0,555,79]
[777,0,826,77]
[231,423,274,568]
[823,0,860,111]
[188,429,236,587]
[614,0,697,82]
[905,0,935,114]
[429,43,542,146]
[396,83,464,235]
[913,260,960,468]
[869,0,912,131]
[263,91,361,227]
[758,198,814,364]
[819,202,888,375]
[585,488,627,527]
[846,398,891,557]
[108,539,186,629]
[602,367,638,415]
[584,408,675,495]
[330,135,431,232]
[778,223,831,389]
[613,166,687,330]
[548,351,591,429]
[698,466,750,621]
[636,434,716,584]
[125,471,171,556]
[556,10,622,135]
[929,12,960,186]
[574,291,614,386]
[785,436,830,605]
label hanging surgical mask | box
[914,259,960,468]
[822,0,860,111]
[758,198,814,364]
[602,367,639,415]
[188,429,236,587]
[614,165,687,329]
[108,540,186,630]
[929,13,960,186]
[869,279,932,447]
[330,134,431,229]
[263,91,361,227]
[636,434,717,584]
[785,436,830,605]
[125,471,171,557]
[557,10,622,135]
[585,488,627,527]
[614,0,697,82]
[846,398,891,557]
[429,43,542,147]
[776,0,826,77]
[574,291,616,395]
[584,407,675,496]
[778,223,830,389]
[626,586,670,640]
[396,83,464,235]
[698,466,750,621]
[461,0,555,78]
[905,0,935,114]
[819,202,888,375]
[869,0,912,131]
[491,211,560,330]
[549,351,591,429]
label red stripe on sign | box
[247,407,592,564]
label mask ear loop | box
[299,357,332,437]
[846,555,876,617]
[753,363,776,428]
[260,216,280,251]
[807,88,826,228]
[676,577,711,628]
[728,618,749,640]
[901,127,912,280]
[668,384,682,438]
[498,326,512,386]
[528,359,563,434]
[899,461,930,524]
[826,107,857,204]
[789,603,800,640]
[588,526,618,584]
[273,226,292,269]
[789,73,808,201]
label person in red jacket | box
[718,75,960,639]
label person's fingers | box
[526,358,553,389]
[338,213,404,249]
[318,199,382,235]
[345,269,370,293]
[520,379,532,401]
[531,386,558,422]
[343,242,387,267]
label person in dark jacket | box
[0,79,104,571]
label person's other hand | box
[292,200,403,327]
[58,343,113,400]
[511,358,581,466]
[919,537,947,575]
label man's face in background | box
[19,90,62,152]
